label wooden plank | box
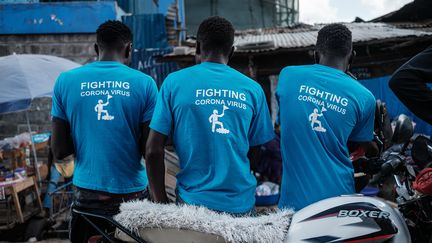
[32,177,43,212]
[10,185,24,223]
[11,177,34,193]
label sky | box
[299,0,413,24]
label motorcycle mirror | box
[391,114,414,144]
[412,135,432,168]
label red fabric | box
[413,168,432,195]
[350,147,365,161]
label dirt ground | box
[0,241,69,243]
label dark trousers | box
[69,187,149,243]
[176,191,255,217]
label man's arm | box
[356,141,379,158]
[389,47,432,124]
[349,92,379,157]
[51,117,74,160]
[145,129,169,203]
[139,121,151,157]
[248,146,262,171]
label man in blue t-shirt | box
[277,24,378,211]
[51,21,158,242]
[146,16,274,214]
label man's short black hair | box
[316,24,352,58]
[197,16,234,56]
[96,20,132,51]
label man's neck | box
[98,52,123,63]
[318,57,347,72]
[199,53,229,65]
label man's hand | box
[51,117,75,160]
[145,129,169,203]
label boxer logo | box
[337,210,390,219]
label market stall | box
[0,54,80,232]
[0,133,50,229]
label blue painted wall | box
[0,1,117,34]
[0,0,38,3]
[117,0,184,21]
[117,0,185,40]
[359,76,432,136]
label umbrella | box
[0,54,81,183]
[0,54,81,113]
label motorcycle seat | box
[114,200,294,243]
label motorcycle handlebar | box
[379,154,404,178]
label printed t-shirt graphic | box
[209,105,230,134]
[276,64,376,210]
[94,94,114,120]
[51,61,158,194]
[150,62,274,214]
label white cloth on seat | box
[114,200,294,243]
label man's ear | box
[94,43,99,56]
[228,46,235,60]
[125,43,132,59]
[196,41,201,55]
[348,50,356,68]
[313,51,319,64]
[351,50,356,63]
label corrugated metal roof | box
[234,23,432,52]
[165,23,432,56]
[166,22,432,56]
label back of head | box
[96,20,132,52]
[196,16,235,57]
[316,24,352,59]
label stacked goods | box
[0,133,50,180]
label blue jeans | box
[43,165,62,208]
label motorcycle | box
[78,115,431,243]
[370,117,432,243]
[286,115,418,243]
[288,115,432,243]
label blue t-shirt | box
[150,62,274,213]
[276,64,376,210]
[51,61,158,194]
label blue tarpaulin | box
[0,1,117,34]
[123,14,169,49]
[359,76,432,136]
